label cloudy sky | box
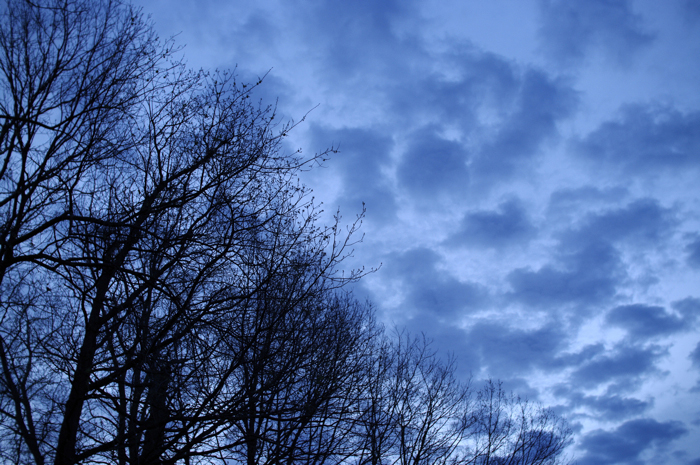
[135,0,700,463]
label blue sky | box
[136,1,700,463]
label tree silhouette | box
[349,333,573,465]
[0,1,573,464]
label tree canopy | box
[0,1,573,464]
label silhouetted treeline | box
[0,1,572,463]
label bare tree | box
[460,380,573,465]
[349,335,573,465]
[350,332,471,465]
[0,2,574,465]
[0,1,370,464]
[0,1,172,462]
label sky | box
[135,1,700,463]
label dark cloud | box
[586,395,651,421]
[690,342,700,369]
[464,322,566,376]
[388,247,441,282]
[384,248,488,320]
[606,304,686,339]
[578,418,688,465]
[548,186,629,212]
[570,343,666,389]
[308,125,397,223]
[395,128,470,201]
[554,342,665,393]
[377,248,491,375]
[387,50,577,189]
[388,47,518,131]
[447,198,536,249]
[568,392,652,421]
[301,0,414,84]
[553,343,607,368]
[546,186,631,229]
[408,278,487,319]
[566,198,675,246]
[686,235,700,269]
[681,0,700,21]
[225,10,282,64]
[672,297,700,321]
[507,241,623,308]
[398,317,481,378]
[574,105,700,174]
[538,0,655,65]
[472,69,577,181]
[510,199,675,311]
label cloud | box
[384,248,488,319]
[585,395,652,421]
[464,322,566,377]
[471,69,577,182]
[389,47,519,131]
[553,343,607,368]
[299,0,415,83]
[507,241,623,308]
[686,235,700,269]
[570,343,666,389]
[398,318,481,378]
[548,186,629,211]
[408,279,487,320]
[268,5,579,197]
[578,418,688,465]
[395,128,470,202]
[375,248,491,375]
[508,198,676,313]
[307,125,397,223]
[447,198,536,249]
[386,46,518,132]
[568,392,652,421]
[673,297,700,324]
[606,304,687,339]
[382,48,577,191]
[690,342,700,369]
[681,0,700,21]
[565,198,675,246]
[537,0,655,65]
[574,105,700,175]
